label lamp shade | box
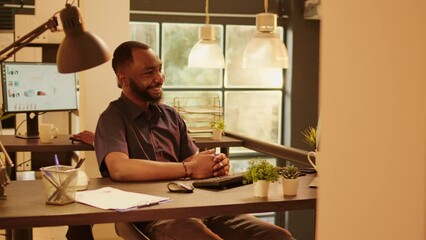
[243,12,288,69]
[56,4,111,73]
[188,25,224,68]
[188,40,225,68]
[243,32,288,68]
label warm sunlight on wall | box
[317,1,426,239]
[78,2,129,239]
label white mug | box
[307,151,317,170]
[39,124,58,143]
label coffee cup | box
[307,151,317,170]
[39,124,58,143]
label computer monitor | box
[1,62,78,139]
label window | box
[161,23,223,88]
[130,13,286,226]
[129,22,160,54]
[130,21,285,151]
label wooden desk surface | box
[0,134,243,152]
[0,135,94,152]
[193,135,243,149]
[0,175,316,229]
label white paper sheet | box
[75,187,171,211]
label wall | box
[284,0,319,151]
[78,0,129,178]
[78,1,129,238]
[282,1,319,239]
[318,0,426,239]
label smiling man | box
[67,41,294,240]
[95,41,228,182]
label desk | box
[192,135,243,155]
[0,135,93,152]
[0,135,243,153]
[0,175,316,239]
[0,134,243,179]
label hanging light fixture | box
[243,0,288,69]
[188,0,225,68]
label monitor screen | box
[1,62,78,138]
[1,62,78,113]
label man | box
[72,41,294,240]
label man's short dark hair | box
[112,41,150,88]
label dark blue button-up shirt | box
[95,94,198,177]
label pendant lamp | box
[188,0,225,68]
[243,0,288,69]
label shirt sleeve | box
[177,112,198,161]
[94,108,128,176]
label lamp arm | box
[0,141,13,167]
[0,141,12,199]
[0,164,9,199]
[0,16,59,63]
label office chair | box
[115,222,150,240]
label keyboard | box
[192,172,247,189]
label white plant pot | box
[254,180,270,198]
[282,177,300,196]
[211,129,223,140]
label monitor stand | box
[15,112,40,139]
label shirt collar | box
[119,93,163,122]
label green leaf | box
[302,126,316,149]
[243,158,280,183]
[210,119,225,130]
[278,165,300,179]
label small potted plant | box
[243,158,280,198]
[302,126,319,172]
[210,119,225,140]
[301,126,317,150]
[279,165,301,196]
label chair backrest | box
[115,222,150,240]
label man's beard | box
[129,78,163,104]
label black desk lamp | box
[0,3,111,73]
[0,2,112,199]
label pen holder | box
[40,165,78,205]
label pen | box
[54,154,60,170]
[137,201,160,208]
[54,154,62,186]
[53,173,77,202]
[45,174,62,202]
[75,158,86,169]
[42,170,60,189]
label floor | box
[1,224,121,240]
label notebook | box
[192,172,247,189]
[75,187,171,211]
